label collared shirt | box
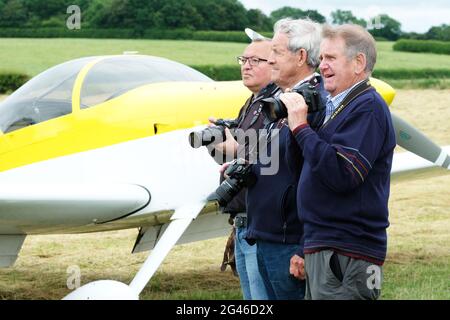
[324,80,365,123]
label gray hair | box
[274,18,322,68]
[322,24,377,74]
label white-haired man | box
[243,18,326,300]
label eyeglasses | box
[236,56,268,67]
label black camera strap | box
[321,79,372,130]
[245,83,280,128]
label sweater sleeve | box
[294,109,385,193]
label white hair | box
[274,18,322,68]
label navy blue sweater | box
[246,123,304,247]
[288,87,396,263]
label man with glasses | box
[212,30,276,300]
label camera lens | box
[215,178,241,207]
[188,126,226,148]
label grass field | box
[0,89,448,300]
[1,39,450,76]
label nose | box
[319,60,328,73]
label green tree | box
[270,6,325,23]
[0,0,29,27]
[22,0,66,19]
[214,0,249,30]
[159,0,203,29]
[369,14,402,41]
[331,9,367,27]
[246,9,272,32]
[426,24,450,41]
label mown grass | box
[0,90,448,300]
[376,42,450,70]
[1,39,450,77]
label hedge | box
[393,39,450,55]
[190,65,241,81]
[0,73,30,93]
[0,28,270,43]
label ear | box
[354,52,366,75]
[298,48,307,67]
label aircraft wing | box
[0,183,150,234]
[391,146,450,180]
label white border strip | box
[435,150,448,167]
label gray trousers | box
[305,250,382,300]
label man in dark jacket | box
[212,33,276,300]
[244,18,324,300]
[284,24,396,299]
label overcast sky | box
[239,0,450,33]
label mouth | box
[323,73,335,79]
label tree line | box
[0,0,448,41]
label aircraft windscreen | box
[80,55,213,108]
[0,57,95,133]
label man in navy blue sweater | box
[243,18,324,300]
[282,24,396,299]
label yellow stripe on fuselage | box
[0,75,395,173]
[0,81,249,172]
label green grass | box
[375,42,450,70]
[1,39,450,77]
[382,255,449,299]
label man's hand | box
[220,162,231,175]
[208,117,238,156]
[279,92,308,131]
[290,254,306,280]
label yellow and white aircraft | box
[0,55,448,299]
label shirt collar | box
[326,79,366,108]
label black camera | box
[189,119,238,148]
[262,82,325,120]
[209,158,256,207]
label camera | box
[189,119,238,148]
[209,158,256,207]
[262,82,325,120]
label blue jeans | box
[256,240,305,300]
[235,226,269,300]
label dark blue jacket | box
[288,87,396,263]
[246,122,304,246]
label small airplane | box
[0,55,448,299]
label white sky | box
[239,0,450,33]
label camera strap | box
[321,79,372,130]
[244,83,280,129]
